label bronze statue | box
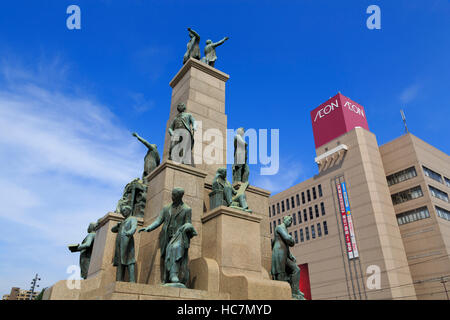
[132,132,160,183]
[165,223,197,285]
[183,28,201,64]
[210,167,251,212]
[201,36,229,67]
[68,222,97,279]
[139,187,195,286]
[112,206,138,282]
[232,127,249,184]
[115,178,147,218]
[168,102,197,165]
[271,216,305,300]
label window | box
[309,207,313,220]
[270,222,272,234]
[386,166,417,186]
[286,199,290,211]
[294,230,298,244]
[303,209,307,222]
[318,184,323,197]
[307,190,311,202]
[323,221,328,235]
[291,196,295,208]
[300,229,304,242]
[311,225,316,239]
[305,227,310,240]
[281,201,285,212]
[272,205,276,216]
[397,206,430,225]
[296,194,300,206]
[302,192,305,204]
[315,204,319,218]
[321,202,326,216]
[292,213,297,225]
[423,166,443,184]
[312,187,317,200]
[436,206,450,221]
[273,221,276,232]
[391,186,423,205]
[317,223,322,237]
[268,206,271,217]
[278,219,281,225]
[429,185,449,202]
[445,177,450,188]
[298,211,302,224]
[277,203,280,214]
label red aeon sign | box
[310,93,369,149]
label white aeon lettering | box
[314,99,339,122]
[344,101,365,118]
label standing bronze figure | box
[112,206,138,282]
[139,187,196,286]
[168,102,197,165]
[232,127,249,184]
[68,222,97,279]
[271,216,305,300]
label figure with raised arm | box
[201,36,229,67]
[183,27,201,64]
[132,132,160,183]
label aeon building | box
[269,93,450,300]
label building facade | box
[3,287,40,300]
[269,93,450,300]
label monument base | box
[43,278,229,300]
[187,206,292,300]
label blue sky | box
[0,0,449,295]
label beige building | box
[3,287,40,300]
[269,97,450,300]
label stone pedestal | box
[189,206,291,300]
[204,183,273,274]
[163,58,229,184]
[137,160,207,285]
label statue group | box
[183,27,229,67]
[68,29,306,299]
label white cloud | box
[252,158,304,194]
[0,61,145,295]
[399,83,421,104]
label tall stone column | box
[163,58,229,184]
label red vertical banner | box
[336,183,354,259]
[299,263,311,300]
